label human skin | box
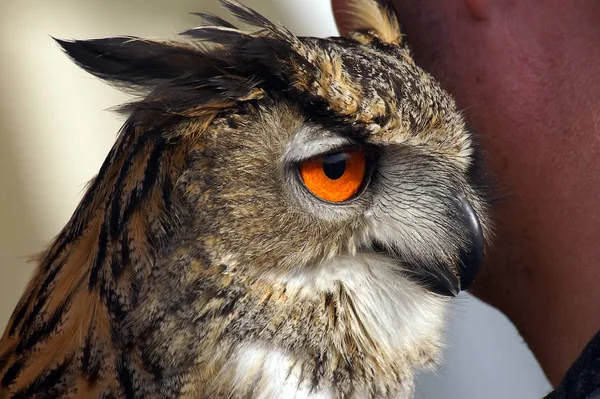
[332,0,600,387]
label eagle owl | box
[0,0,490,398]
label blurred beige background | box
[0,0,551,397]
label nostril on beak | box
[456,196,485,291]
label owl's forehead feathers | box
[208,0,468,155]
[56,0,469,157]
[285,41,468,158]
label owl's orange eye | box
[299,149,367,202]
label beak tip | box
[457,197,485,292]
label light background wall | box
[0,0,552,397]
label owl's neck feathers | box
[0,119,194,395]
[143,252,446,398]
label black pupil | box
[323,152,347,180]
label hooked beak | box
[409,196,485,297]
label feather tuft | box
[338,0,403,45]
[180,26,251,45]
[190,12,237,29]
[218,0,277,30]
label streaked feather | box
[190,11,237,29]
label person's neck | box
[389,0,600,385]
[468,1,600,385]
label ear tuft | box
[54,37,218,93]
[219,0,278,30]
[190,11,237,29]
[334,0,403,46]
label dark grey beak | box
[456,197,485,292]
[412,196,485,297]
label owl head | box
[1,0,491,396]
[56,0,489,294]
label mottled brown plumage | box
[0,1,491,398]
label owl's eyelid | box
[284,127,357,164]
[290,142,362,164]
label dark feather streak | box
[1,358,24,388]
[16,284,80,354]
[89,223,109,290]
[191,11,237,29]
[11,354,74,399]
[116,353,136,399]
